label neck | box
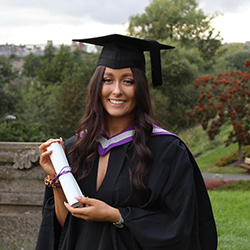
[102,115,135,137]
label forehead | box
[104,67,133,76]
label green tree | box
[226,51,250,72]
[16,79,59,140]
[0,56,18,118]
[196,29,222,70]
[13,52,99,141]
[0,56,15,83]
[49,53,98,139]
[21,53,42,77]
[36,45,82,85]
[128,0,222,71]
[0,120,47,142]
[149,46,200,132]
[128,0,218,43]
[43,43,56,63]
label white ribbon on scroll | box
[47,142,83,207]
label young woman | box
[36,34,217,250]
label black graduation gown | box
[36,134,217,250]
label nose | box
[113,81,122,95]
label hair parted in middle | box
[70,65,156,202]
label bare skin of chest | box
[96,151,110,192]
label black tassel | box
[149,40,162,87]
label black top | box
[36,134,217,250]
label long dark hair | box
[71,65,156,200]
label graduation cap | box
[72,34,174,87]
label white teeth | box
[109,100,125,104]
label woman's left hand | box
[64,196,120,223]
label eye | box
[122,79,135,85]
[102,78,113,84]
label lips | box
[109,99,126,104]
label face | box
[101,67,136,121]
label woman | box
[36,34,217,250]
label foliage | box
[215,153,240,167]
[204,178,225,190]
[0,120,47,142]
[21,53,42,77]
[186,54,250,161]
[196,29,222,70]
[36,44,77,84]
[215,145,250,166]
[43,43,57,63]
[215,180,250,191]
[0,56,15,82]
[0,49,99,142]
[1,36,249,143]
[128,0,215,42]
[48,54,98,139]
[207,43,250,76]
[226,50,250,72]
[10,79,59,140]
[127,0,223,128]
[0,82,21,119]
[0,56,19,118]
[150,45,200,132]
[127,0,222,71]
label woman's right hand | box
[39,138,62,178]
[40,138,69,227]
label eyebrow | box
[104,72,134,78]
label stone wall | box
[0,142,46,250]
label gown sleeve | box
[118,136,217,250]
[35,186,62,250]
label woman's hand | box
[39,138,64,177]
[64,196,120,223]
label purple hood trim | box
[97,124,174,156]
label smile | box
[109,99,126,104]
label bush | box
[215,145,250,166]
[0,121,48,142]
[216,180,250,191]
[204,178,225,190]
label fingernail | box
[75,196,82,200]
[64,201,67,206]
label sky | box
[0,0,249,46]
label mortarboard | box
[72,34,174,87]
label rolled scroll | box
[48,141,83,207]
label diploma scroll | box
[48,142,83,208]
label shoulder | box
[148,133,186,152]
[149,125,184,148]
[147,133,194,166]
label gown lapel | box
[96,143,130,205]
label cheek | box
[100,85,108,100]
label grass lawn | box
[179,124,248,174]
[209,190,250,250]
[179,124,250,249]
